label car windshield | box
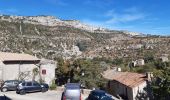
[66,83,80,89]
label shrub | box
[49,79,57,90]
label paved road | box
[0,90,88,100]
[1,91,62,100]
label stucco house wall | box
[0,60,56,85]
[137,59,145,66]
[0,62,38,81]
[132,81,147,100]
[108,80,147,100]
[40,63,56,85]
[103,71,147,100]
[40,59,56,85]
[0,52,56,86]
[108,80,133,100]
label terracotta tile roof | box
[112,72,146,88]
[0,52,39,61]
[102,70,146,88]
[102,69,119,80]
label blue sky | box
[0,0,170,35]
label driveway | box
[0,90,88,100]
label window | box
[33,82,40,86]
[22,83,25,86]
[26,82,32,86]
[5,81,12,85]
[42,69,46,75]
[13,81,18,85]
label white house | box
[0,52,56,85]
[160,56,169,62]
[132,59,145,67]
[103,70,148,100]
[0,52,40,81]
[137,59,145,66]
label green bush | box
[49,80,57,90]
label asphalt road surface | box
[0,90,88,100]
[0,90,62,100]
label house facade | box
[0,52,40,81]
[132,59,145,67]
[40,59,56,85]
[0,52,56,85]
[103,70,147,100]
[160,56,169,62]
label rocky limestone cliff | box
[0,15,132,60]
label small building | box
[0,52,40,81]
[0,52,56,85]
[103,70,147,100]
[132,59,145,67]
[137,59,145,66]
[160,56,169,62]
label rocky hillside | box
[0,15,169,60]
[0,15,132,59]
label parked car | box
[40,83,49,91]
[16,81,48,95]
[87,90,113,100]
[62,83,81,100]
[1,80,20,92]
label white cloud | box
[106,7,146,23]
[81,7,168,35]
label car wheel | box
[41,88,46,92]
[16,91,19,94]
[20,90,26,95]
[2,88,8,92]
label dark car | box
[62,83,81,100]
[87,90,113,100]
[16,81,48,95]
[1,80,20,92]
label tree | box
[76,42,87,51]
[112,58,123,65]
[18,71,31,80]
[55,57,108,89]
[55,57,70,85]
[151,67,170,100]
[32,67,39,81]
[144,52,155,63]
[71,59,106,89]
